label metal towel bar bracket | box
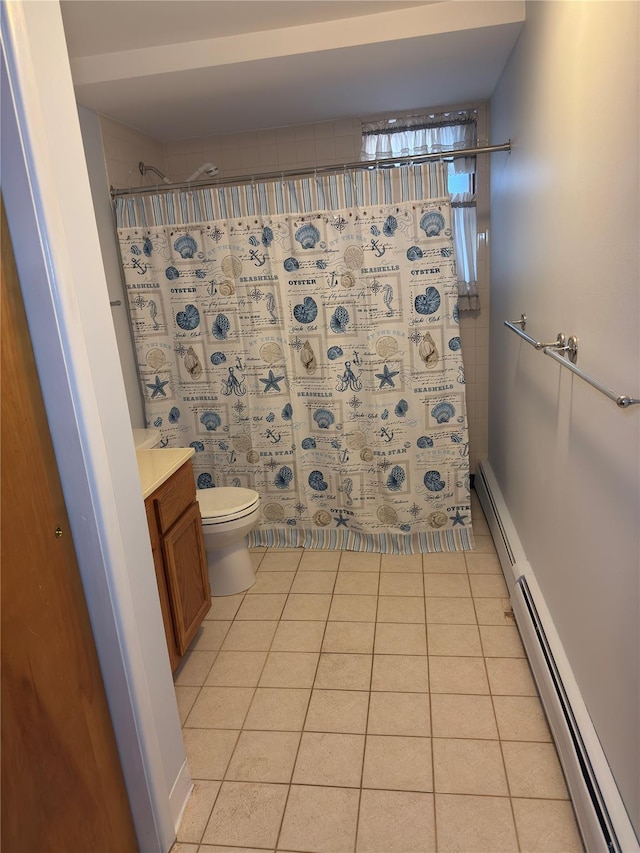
[505,313,640,408]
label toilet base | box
[206,537,256,596]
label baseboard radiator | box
[475,460,639,853]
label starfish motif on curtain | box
[375,364,399,389]
[450,510,468,526]
[260,370,285,392]
[335,512,349,528]
[147,375,169,398]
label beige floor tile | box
[278,784,359,853]
[281,593,332,621]
[248,571,295,594]
[433,738,509,796]
[485,657,538,696]
[244,687,310,731]
[431,694,498,739]
[367,691,431,737]
[225,730,300,783]
[429,656,489,694]
[175,685,200,725]
[474,597,515,626]
[170,843,199,853]
[205,651,267,687]
[271,620,326,652]
[202,781,288,848]
[378,572,424,597]
[469,534,497,554]
[512,798,584,852]
[334,571,379,595]
[427,624,482,656]
[176,780,221,844]
[465,552,503,574]
[502,741,570,798]
[380,553,423,572]
[290,571,337,594]
[199,846,273,853]
[305,689,369,734]
[470,514,490,535]
[322,621,375,654]
[314,652,372,690]
[298,549,342,571]
[183,729,240,780]
[425,596,477,624]
[374,622,427,655]
[235,594,287,621]
[469,573,509,598]
[189,621,232,652]
[250,550,265,572]
[376,596,425,624]
[363,735,432,791]
[480,624,526,657]
[435,793,518,852]
[258,551,303,572]
[371,654,429,692]
[356,789,435,852]
[423,573,471,597]
[174,651,217,687]
[328,594,378,622]
[185,686,255,729]
[293,731,365,787]
[339,551,381,572]
[259,651,319,688]
[207,594,245,621]
[422,553,466,573]
[493,695,552,741]
[221,620,278,651]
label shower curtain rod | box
[110,141,511,198]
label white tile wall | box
[100,105,490,471]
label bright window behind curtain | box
[361,109,479,310]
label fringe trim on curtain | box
[249,526,475,554]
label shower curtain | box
[116,163,474,553]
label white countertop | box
[136,447,195,499]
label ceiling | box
[60,0,525,142]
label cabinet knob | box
[55,527,63,539]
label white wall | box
[490,0,639,834]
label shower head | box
[138,161,171,184]
[186,162,219,182]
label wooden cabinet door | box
[146,500,181,672]
[1,199,138,852]
[162,503,211,654]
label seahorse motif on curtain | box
[117,169,473,553]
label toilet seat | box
[197,487,260,525]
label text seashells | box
[263,503,285,521]
[189,441,205,452]
[284,257,300,272]
[420,210,446,237]
[377,505,398,524]
[417,436,434,449]
[221,255,242,278]
[376,336,398,358]
[184,346,203,379]
[431,401,456,424]
[383,215,398,237]
[419,332,439,367]
[313,408,335,429]
[146,348,166,370]
[330,306,350,334]
[260,342,283,364]
[406,246,423,261]
[295,223,321,249]
[293,297,318,324]
[176,304,200,331]
[428,511,448,528]
[212,313,230,339]
[308,470,328,492]
[197,473,214,489]
[165,266,180,280]
[174,234,198,258]
[395,399,409,417]
[218,280,235,296]
[210,351,226,365]
[200,411,222,431]
[274,466,293,489]
[386,465,406,491]
[414,287,441,316]
[301,437,317,450]
[313,510,332,527]
[424,470,445,492]
[344,245,364,270]
[327,346,343,361]
[168,407,180,424]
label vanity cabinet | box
[144,460,210,671]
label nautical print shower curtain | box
[116,163,474,552]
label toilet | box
[196,486,261,596]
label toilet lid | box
[196,487,259,520]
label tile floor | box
[171,494,584,853]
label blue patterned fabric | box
[117,165,474,552]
